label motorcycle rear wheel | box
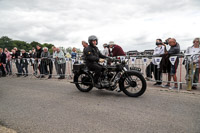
[74,72,93,92]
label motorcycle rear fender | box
[73,70,94,84]
[119,70,143,84]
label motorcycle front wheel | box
[74,72,93,92]
[119,71,146,97]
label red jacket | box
[112,45,126,57]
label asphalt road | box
[0,77,200,133]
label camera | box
[163,41,168,45]
[156,42,163,45]
[163,38,171,45]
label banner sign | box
[130,57,136,64]
[169,56,177,65]
[142,58,148,65]
[154,57,162,65]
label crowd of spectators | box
[0,37,200,90]
[145,37,200,90]
[0,45,76,79]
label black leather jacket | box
[84,45,107,65]
[36,48,43,58]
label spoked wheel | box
[74,72,93,92]
[120,71,146,97]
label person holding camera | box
[162,38,180,89]
[146,39,166,86]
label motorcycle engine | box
[107,72,114,79]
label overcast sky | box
[0,0,200,51]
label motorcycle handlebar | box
[106,57,122,63]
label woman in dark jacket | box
[21,49,29,77]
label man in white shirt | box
[146,39,166,86]
[185,38,200,90]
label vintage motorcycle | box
[71,58,146,97]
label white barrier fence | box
[1,54,200,91]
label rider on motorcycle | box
[84,35,108,88]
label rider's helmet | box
[88,35,98,46]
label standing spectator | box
[109,41,126,57]
[82,41,88,50]
[55,48,66,79]
[40,47,53,79]
[162,38,180,89]
[11,49,16,58]
[81,41,88,61]
[29,48,37,73]
[21,49,29,77]
[32,48,37,58]
[185,38,200,90]
[71,47,77,59]
[36,45,43,58]
[146,39,166,86]
[0,48,6,77]
[13,47,22,76]
[102,43,109,56]
[35,45,43,76]
[28,50,33,72]
[11,49,16,71]
[28,50,32,57]
[4,48,12,75]
[52,46,58,75]
[28,50,33,58]
[13,47,21,57]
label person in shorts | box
[162,38,180,89]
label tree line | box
[0,36,81,54]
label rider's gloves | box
[99,59,105,63]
